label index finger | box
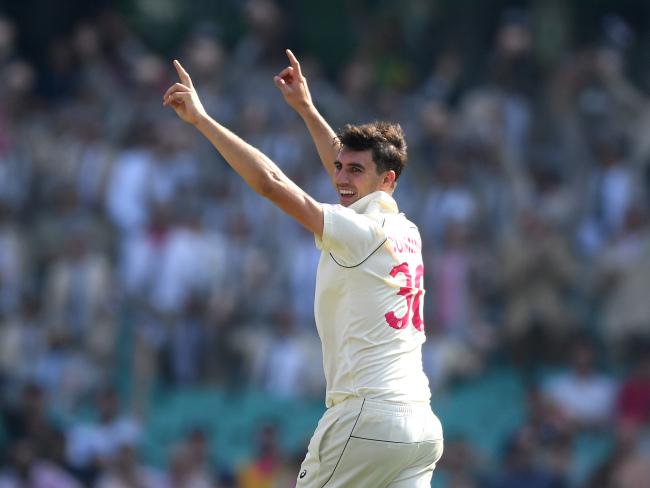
[173,59,193,88]
[286,49,302,76]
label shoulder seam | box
[329,239,387,268]
[328,218,386,269]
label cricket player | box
[164,49,443,487]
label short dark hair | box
[336,121,408,180]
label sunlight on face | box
[333,148,393,206]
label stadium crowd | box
[1,1,650,487]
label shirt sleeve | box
[315,204,386,266]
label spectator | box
[66,386,141,484]
[42,222,114,365]
[160,427,217,488]
[489,427,567,488]
[578,132,637,256]
[420,152,478,244]
[0,293,45,385]
[0,203,26,315]
[596,206,650,350]
[237,424,290,488]
[0,438,82,488]
[587,420,650,488]
[615,341,650,428]
[486,8,538,167]
[163,444,213,488]
[104,123,155,236]
[94,444,163,488]
[542,336,618,431]
[166,295,209,385]
[33,330,101,416]
[434,437,483,487]
[422,222,495,390]
[498,208,578,367]
[0,383,60,458]
[430,221,495,346]
[251,310,323,399]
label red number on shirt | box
[385,262,425,331]
[412,264,424,331]
[385,263,412,330]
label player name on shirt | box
[387,232,422,256]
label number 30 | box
[385,262,424,331]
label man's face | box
[333,148,392,206]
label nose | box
[334,169,348,185]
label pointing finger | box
[173,59,193,88]
[286,49,302,76]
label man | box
[164,49,443,487]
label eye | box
[334,162,342,171]
[351,167,362,173]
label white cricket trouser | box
[296,397,444,487]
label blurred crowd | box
[1,1,650,487]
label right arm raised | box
[274,49,340,178]
[164,60,323,238]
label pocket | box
[352,408,415,443]
[352,405,443,443]
[308,409,342,464]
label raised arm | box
[274,49,340,178]
[163,60,323,237]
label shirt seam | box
[328,218,386,268]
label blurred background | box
[1,0,650,486]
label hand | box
[163,60,208,126]
[274,49,313,113]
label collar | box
[348,191,399,215]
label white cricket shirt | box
[314,191,431,408]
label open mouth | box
[338,188,356,203]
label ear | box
[383,170,396,188]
